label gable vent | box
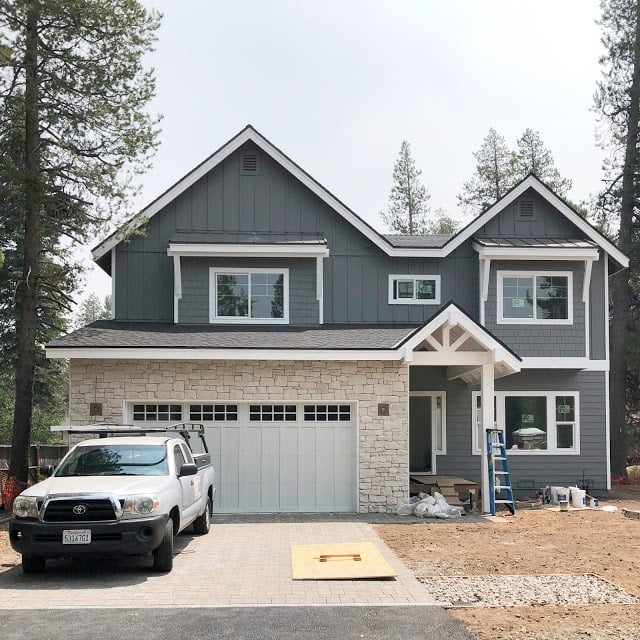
[517,199,535,220]
[241,151,260,175]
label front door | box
[410,396,434,473]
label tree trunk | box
[609,0,640,477]
[9,1,41,483]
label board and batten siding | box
[179,257,317,325]
[478,189,579,238]
[112,141,478,324]
[410,367,608,494]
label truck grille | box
[42,498,117,523]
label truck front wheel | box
[193,495,211,535]
[22,555,45,574]
[153,517,174,572]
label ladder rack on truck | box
[50,423,209,453]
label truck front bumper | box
[9,515,169,559]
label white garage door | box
[196,403,357,513]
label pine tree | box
[382,140,431,234]
[0,0,161,482]
[594,0,640,476]
[514,128,573,197]
[75,293,112,328]
[457,128,516,214]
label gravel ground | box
[419,574,638,607]
[377,493,640,640]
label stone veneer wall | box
[69,359,409,513]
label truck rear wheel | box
[22,555,45,574]
[193,496,211,535]
[153,517,174,572]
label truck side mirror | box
[39,465,54,477]
[179,463,197,477]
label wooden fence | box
[0,444,68,483]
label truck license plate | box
[62,529,91,544]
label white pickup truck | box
[9,424,215,574]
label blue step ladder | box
[486,429,516,515]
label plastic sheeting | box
[396,491,465,519]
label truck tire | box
[22,555,45,574]
[153,517,174,572]
[193,495,211,535]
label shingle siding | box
[410,367,608,494]
[484,260,586,357]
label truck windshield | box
[55,444,169,477]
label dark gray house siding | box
[410,367,608,494]
[113,140,480,325]
[179,257,318,325]
[479,189,579,237]
[484,259,586,358]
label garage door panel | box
[260,426,281,511]
[298,426,318,509]
[334,425,355,510]
[315,425,336,509]
[205,426,223,511]
[220,425,241,511]
[176,403,356,513]
[280,425,299,510]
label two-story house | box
[47,126,629,513]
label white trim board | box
[520,358,609,370]
[91,129,629,268]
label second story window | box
[497,271,572,324]
[209,268,289,324]
[388,274,441,305]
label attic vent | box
[517,199,535,220]
[241,151,260,175]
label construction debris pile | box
[396,492,465,519]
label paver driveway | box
[0,517,437,608]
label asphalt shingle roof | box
[49,321,420,350]
[382,234,453,248]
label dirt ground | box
[1,488,640,639]
[376,485,640,640]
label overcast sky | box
[82,0,606,306]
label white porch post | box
[480,362,494,513]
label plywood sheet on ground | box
[291,542,397,580]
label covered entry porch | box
[400,303,522,512]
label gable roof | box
[92,127,628,268]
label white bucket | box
[571,488,586,508]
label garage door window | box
[189,404,238,421]
[304,405,351,421]
[249,404,297,421]
[132,404,182,421]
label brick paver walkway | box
[0,520,437,608]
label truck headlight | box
[122,494,159,517]
[13,496,39,519]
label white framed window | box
[497,271,572,324]
[209,268,289,324]
[471,391,580,455]
[388,274,440,305]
